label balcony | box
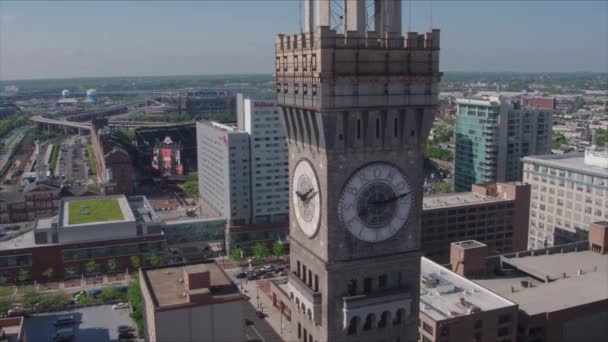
[342,288,412,330]
[288,272,322,325]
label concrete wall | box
[58,220,137,244]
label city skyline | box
[0,0,607,81]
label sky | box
[0,0,607,80]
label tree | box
[17,269,30,283]
[146,255,161,267]
[251,243,270,260]
[182,180,199,197]
[107,258,119,273]
[272,242,285,258]
[42,267,54,281]
[127,279,144,332]
[551,131,568,149]
[130,256,141,270]
[85,260,98,274]
[435,181,453,193]
[99,286,122,303]
[229,248,243,262]
[0,275,9,285]
[20,287,41,309]
[64,266,77,278]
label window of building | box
[378,274,388,289]
[312,84,317,96]
[347,279,357,296]
[303,84,308,95]
[294,56,299,71]
[283,56,288,71]
[498,327,510,337]
[422,322,433,336]
[441,327,449,337]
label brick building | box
[0,195,165,282]
[421,182,531,264]
[438,222,608,342]
[521,97,556,111]
[90,118,133,195]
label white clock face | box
[292,159,321,237]
[339,162,413,243]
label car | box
[54,315,76,326]
[117,325,135,334]
[246,274,259,281]
[53,328,75,341]
[236,272,248,279]
[87,288,101,296]
[279,270,288,276]
[7,308,27,317]
[262,273,274,279]
[118,332,135,341]
[112,302,129,310]
[115,285,129,292]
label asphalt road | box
[25,305,133,342]
[57,137,87,183]
[244,301,284,342]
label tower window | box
[276,83,281,93]
[394,118,399,137]
[294,84,299,95]
[384,83,389,95]
[314,275,319,292]
[284,83,288,94]
[312,85,317,96]
[302,265,307,283]
[378,274,388,289]
[303,84,308,95]
[376,118,380,138]
[283,56,288,71]
[357,119,361,139]
[297,261,301,276]
[363,277,372,294]
[311,54,317,71]
[294,56,299,71]
[308,269,312,287]
[347,279,357,296]
[303,55,308,71]
[276,57,281,71]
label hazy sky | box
[1,0,607,80]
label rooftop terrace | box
[62,195,134,227]
[423,191,507,210]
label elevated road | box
[30,115,194,131]
[30,115,92,131]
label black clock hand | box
[302,188,314,198]
[372,191,412,205]
[304,190,318,203]
[296,191,306,201]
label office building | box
[90,119,133,195]
[0,317,25,342]
[446,222,608,342]
[523,148,608,248]
[454,96,552,192]
[197,95,288,227]
[275,1,441,340]
[139,261,245,342]
[420,255,518,342]
[521,97,556,110]
[0,195,165,282]
[422,182,530,264]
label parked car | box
[54,315,76,326]
[117,325,135,334]
[118,332,135,341]
[7,308,27,317]
[87,289,101,296]
[115,285,129,293]
[236,272,248,279]
[112,302,129,310]
[262,273,274,279]
[246,274,259,281]
[53,328,75,341]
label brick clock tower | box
[275,1,441,341]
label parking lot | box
[25,305,133,341]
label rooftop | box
[523,152,608,178]
[420,257,516,322]
[62,195,134,227]
[475,248,608,315]
[423,192,507,210]
[142,262,241,309]
[454,240,487,250]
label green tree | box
[251,243,270,260]
[42,267,54,281]
[146,255,161,267]
[435,181,453,193]
[0,275,9,285]
[64,266,78,278]
[20,287,41,309]
[229,248,243,262]
[85,260,98,274]
[0,296,10,314]
[127,278,144,332]
[182,180,199,197]
[272,242,286,258]
[130,256,141,270]
[107,258,119,273]
[17,269,30,283]
[99,285,123,303]
[551,131,568,149]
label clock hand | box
[295,191,306,201]
[303,190,318,203]
[372,191,412,205]
[302,188,314,198]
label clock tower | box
[275,1,441,341]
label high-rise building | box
[522,148,608,249]
[196,95,288,226]
[422,182,530,264]
[454,97,552,192]
[274,1,441,340]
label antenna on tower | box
[408,0,412,32]
[299,0,303,33]
[429,0,433,30]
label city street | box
[56,136,88,183]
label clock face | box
[339,162,413,243]
[292,159,321,237]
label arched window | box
[363,313,376,331]
[290,292,294,301]
[301,303,306,313]
[378,311,391,328]
[347,316,359,335]
[296,297,300,306]
[393,308,405,326]
[307,308,312,320]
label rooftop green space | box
[67,198,124,225]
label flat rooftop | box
[62,196,134,227]
[143,262,240,309]
[453,240,487,249]
[423,192,508,210]
[523,153,608,178]
[420,257,515,322]
[475,249,608,315]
